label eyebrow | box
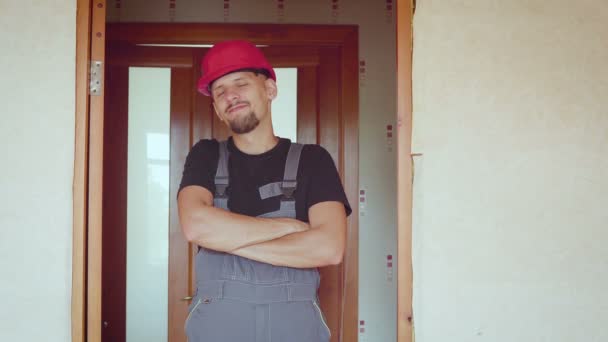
[212,74,253,92]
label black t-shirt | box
[178,137,352,223]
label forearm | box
[180,204,305,252]
[231,225,345,268]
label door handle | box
[181,296,193,301]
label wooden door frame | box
[74,13,362,342]
[73,1,414,342]
[397,1,415,341]
[73,1,106,342]
[72,1,92,342]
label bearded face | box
[211,71,275,135]
[226,106,260,134]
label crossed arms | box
[177,185,347,268]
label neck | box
[232,123,279,155]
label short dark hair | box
[209,68,272,93]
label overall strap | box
[281,143,304,199]
[257,142,305,201]
[213,140,229,210]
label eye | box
[237,82,248,87]
[216,91,225,98]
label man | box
[178,40,351,342]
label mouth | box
[227,102,249,115]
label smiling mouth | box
[227,103,249,114]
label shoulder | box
[187,139,223,160]
[179,139,222,195]
[300,144,335,166]
[297,143,338,177]
[301,143,331,158]
[184,139,221,169]
[190,138,219,154]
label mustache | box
[227,101,250,112]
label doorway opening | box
[91,22,359,342]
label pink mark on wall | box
[276,0,285,22]
[223,0,231,22]
[359,60,366,87]
[386,254,394,281]
[385,0,394,23]
[331,0,339,22]
[168,0,177,21]
[387,124,394,151]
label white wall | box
[412,1,608,341]
[0,1,76,341]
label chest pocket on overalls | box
[213,141,303,284]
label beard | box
[229,110,260,134]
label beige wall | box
[412,0,608,341]
[1,1,605,341]
[0,1,75,341]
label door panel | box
[192,49,213,144]
[168,67,193,342]
[297,67,318,144]
[104,45,195,342]
[126,67,172,342]
[318,47,341,162]
[102,65,128,342]
[103,62,178,342]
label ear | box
[265,78,278,101]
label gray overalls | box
[185,141,331,342]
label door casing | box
[83,21,360,342]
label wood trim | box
[88,1,106,342]
[101,66,129,342]
[168,68,194,342]
[193,49,213,143]
[340,29,360,342]
[317,46,342,342]
[106,44,320,68]
[317,46,341,160]
[107,23,356,46]
[191,50,211,295]
[397,1,414,342]
[73,1,91,341]
[297,67,318,144]
[261,46,320,67]
[106,44,195,68]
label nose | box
[224,86,240,102]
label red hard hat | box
[197,40,276,96]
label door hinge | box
[89,60,102,96]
